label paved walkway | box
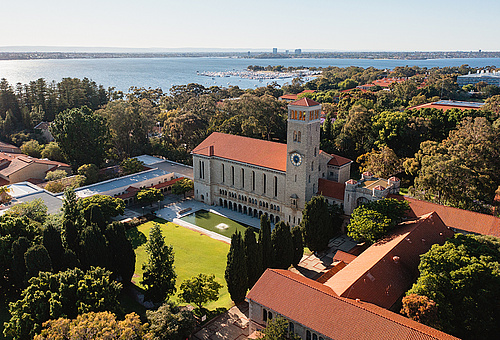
[193,303,249,340]
[290,234,358,280]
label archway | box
[238,204,242,213]
[243,206,247,214]
[219,198,223,206]
[270,214,275,223]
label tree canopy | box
[179,273,223,310]
[301,196,341,252]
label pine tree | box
[62,188,80,224]
[258,215,273,270]
[291,225,304,267]
[244,227,262,289]
[271,222,293,269]
[42,223,65,271]
[225,231,247,303]
[141,223,176,303]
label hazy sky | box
[2,0,499,51]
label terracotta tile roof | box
[318,178,345,200]
[324,212,454,309]
[332,250,357,264]
[316,261,347,283]
[0,141,21,153]
[346,179,358,185]
[247,269,459,340]
[289,97,320,107]
[152,176,184,189]
[389,194,500,237]
[192,132,287,172]
[327,153,352,166]
[279,94,298,100]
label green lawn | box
[127,218,232,310]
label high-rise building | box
[272,48,277,54]
[295,49,302,55]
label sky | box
[2,0,500,52]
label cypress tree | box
[141,223,177,303]
[105,222,136,284]
[78,224,110,270]
[87,204,107,230]
[302,196,335,252]
[11,237,30,288]
[244,227,262,289]
[271,222,293,270]
[63,219,79,252]
[225,231,247,303]
[24,245,53,280]
[258,215,273,270]
[42,223,65,271]
[291,225,304,267]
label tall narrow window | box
[298,131,301,142]
[252,171,255,191]
[202,161,205,179]
[199,160,202,178]
[241,168,245,188]
[231,166,235,185]
[263,174,266,194]
[311,161,314,171]
[274,176,278,197]
[293,131,297,141]
[222,164,225,183]
[314,147,317,157]
[263,309,267,322]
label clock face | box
[290,152,302,166]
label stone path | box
[193,303,250,340]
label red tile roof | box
[192,132,287,172]
[324,212,454,309]
[289,97,320,107]
[327,153,352,166]
[318,178,345,200]
[279,94,298,100]
[247,269,459,340]
[332,250,357,264]
[152,176,184,189]
[390,194,500,237]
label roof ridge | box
[271,269,337,298]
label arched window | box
[313,334,318,340]
[306,330,312,340]
[314,147,317,157]
[268,312,273,320]
[289,322,295,333]
[293,131,297,141]
[311,161,314,171]
[297,131,301,142]
[263,309,267,322]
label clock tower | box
[284,97,322,226]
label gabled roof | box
[192,132,287,172]
[318,178,345,200]
[289,97,320,107]
[247,269,459,340]
[390,194,500,237]
[324,212,454,309]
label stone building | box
[192,98,352,226]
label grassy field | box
[127,218,232,310]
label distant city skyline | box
[2,0,500,52]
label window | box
[263,309,268,322]
[241,168,245,188]
[274,176,278,197]
[231,166,235,185]
[222,164,225,182]
[306,330,312,340]
[314,147,317,157]
[199,160,202,178]
[263,174,266,193]
[252,171,256,191]
[289,322,294,333]
[313,334,318,340]
[297,131,301,142]
[311,161,314,171]
[309,175,311,183]
[293,131,297,141]
[268,312,273,320]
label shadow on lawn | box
[127,228,147,249]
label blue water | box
[1,57,499,92]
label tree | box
[0,185,12,204]
[225,231,247,303]
[50,106,109,167]
[121,157,145,175]
[146,303,196,340]
[301,196,339,252]
[259,316,301,340]
[136,187,163,206]
[24,245,52,280]
[7,198,48,223]
[4,267,121,340]
[45,169,68,181]
[20,139,43,158]
[40,142,65,162]
[172,178,193,198]
[271,222,293,269]
[291,226,304,267]
[347,198,409,244]
[77,163,99,185]
[258,215,273,271]
[356,146,403,178]
[42,223,65,271]
[62,187,80,224]
[244,227,262,289]
[104,222,135,284]
[141,223,177,303]
[406,234,500,339]
[78,194,125,221]
[78,225,110,270]
[401,294,440,329]
[179,273,222,310]
[35,312,149,340]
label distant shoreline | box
[2,51,500,61]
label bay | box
[1,57,499,92]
